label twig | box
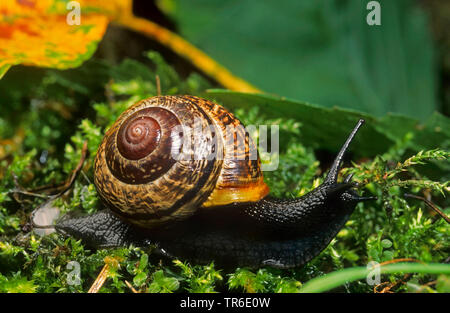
[114,14,261,93]
[124,280,139,293]
[28,181,67,194]
[88,256,122,293]
[88,263,110,293]
[373,281,392,293]
[11,141,88,201]
[9,172,51,203]
[404,193,450,224]
[373,258,420,293]
[105,79,116,105]
[55,141,88,198]
[375,273,413,293]
[30,141,88,229]
[155,75,161,96]
[9,188,51,199]
[378,258,421,267]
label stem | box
[114,15,261,93]
[404,193,450,224]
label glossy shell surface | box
[94,95,268,228]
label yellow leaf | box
[0,0,259,92]
[0,0,131,76]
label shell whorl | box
[116,113,161,160]
[105,107,181,184]
[94,96,224,228]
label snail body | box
[56,95,373,268]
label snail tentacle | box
[242,119,372,233]
[325,119,365,184]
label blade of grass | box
[300,263,450,293]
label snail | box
[55,95,374,269]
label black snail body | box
[55,95,374,269]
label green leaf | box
[381,239,392,249]
[138,253,148,272]
[205,90,450,158]
[148,270,180,293]
[0,64,11,79]
[170,0,437,120]
[133,272,147,287]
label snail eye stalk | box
[325,119,365,184]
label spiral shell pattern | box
[94,95,268,229]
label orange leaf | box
[0,0,259,93]
[0,0,132,76]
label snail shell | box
[94,95,269,228]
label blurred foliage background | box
[166,0,438,119]
[125,0,447,118]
